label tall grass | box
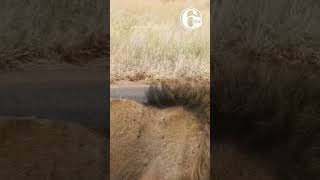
[212,1,320,179]
[212,0,320,65]
[110,0,210,82]
[0,0,108,70]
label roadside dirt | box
[110,80,149,88]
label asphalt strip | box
[0,68,149,129]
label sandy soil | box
[110,80,149,88]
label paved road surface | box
[0,80,108,128]
[110,85,149,102]
[0,68,149,129]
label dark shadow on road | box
[0,80,109,129]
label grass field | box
[213,0,320,66]
[110,0,210,82]
[212,0,320,179]
[0,0,108,70]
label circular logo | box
[180,8,202,30]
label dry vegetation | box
[213,0,320,66]
[212,0,320,179]
[110,0,210,82]
[0,117,107,180]
[0,0,108,71]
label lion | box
[0,116,107,180]
[110,80,210,180]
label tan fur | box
[0,117,107,180]
[110,99,210,180]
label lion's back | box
[110,99,209,180]
[0,117,107,180]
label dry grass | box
[212,56,320,180]
[212,0,320,179]
[110,0,210,82]
[0,117,107,180]
[0,0,108,71]
[213,0,320,66]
